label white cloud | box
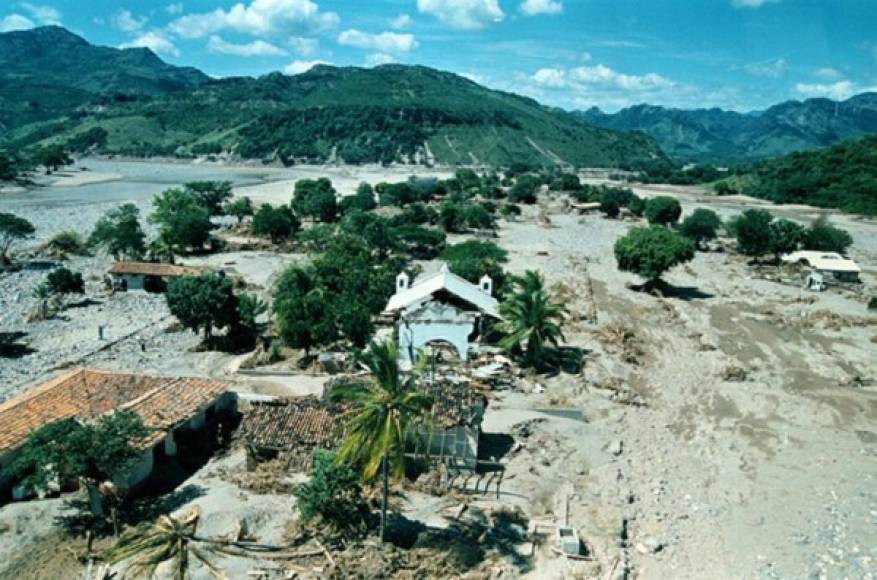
[366,53,395,67]
[166,3,184,15]
[390,14,412,29]
[207,35,287,56]
[120,30,180,58]
[461,71,486,84]
[794,81,862,101]
[743,57,786,78]
[732,0,779,7]
[111,9,147,33]
[19,3,61,25]
[169,0,339,39]
[337,30,417,53]
[813,67,842,80]
[284,59,331,74]
[288,36,318,56]
[417,0,504,30]
[523,63,686,111]
[520,0,563,16]
[0,13,35,31]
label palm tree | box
[104,507,223,580]
[331,339,433,542]
[499,270,568,368]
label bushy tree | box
[551,172,581,191]
[768,218,806,259]
[802,218,853,254]
[0,150,20,181]
[166,274,239,342]
[273,266,335,353]
[293,178,338,222]
[614,225,695,284]
[12,410,149,515]
[464,204,497,231]
[236,292,267,344]
[88,203,146,259]
[252,204,299,242]
[679,208,722,249]
[184,181,233,217]
[0,212,35,263]
[730,209,774,262]
[150,188,215,254]
[46,267,84,294]
[33,145,72,173]
[440,240,508,291]
[644,196,682,225]
[46,231,87,256]
[508,175,541,204]
[341,182,377,212]
[293,450,365,527]
[437,201,465,233]
[224,196,254,223]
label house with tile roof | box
[384,262,501,365]
[107,261,212,292]
[0,368,235,500]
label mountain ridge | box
[576,93,877,163]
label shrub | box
[614,225,695,283]
[0,212,35,263]
[46,230,87,256]
[293,450,365,528]
[46,267,84,294]
[868,297,877,311]
[437,202,465,233]
[463,204,496,231]
[508,175,541,204]
[644,196,682,225]
[500,203,522,219]
[224,196,254,223]
[252,204,300,242]
[345,182,377,212]
[730,209,774,261]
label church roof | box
[384,263,501,319]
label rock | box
[609,439,624,456]
[636,537,664,554]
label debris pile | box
[595,321,644,365]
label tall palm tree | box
[499,270,568,368]
[331,339,433,542]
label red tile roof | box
[240,396,340,452]
[108,261,209,277]
[0,368,232,454]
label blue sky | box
[2,0,876,111]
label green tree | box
[551,172,581,191]
[330,340,433,542]
[223,196,254,223]
[293,450,365,528]
[46,267,84,294]
[236,292,267,343]
[347,182,377,212]
[464,204,497,231]
[184,181,233,216]
[499,271,567,368]
[508,175,541,204]
[166,274,240,342]
[34,145,72,173]
[46,231,87,256]
[439,240,508,290]
[0,150,19,181]
[730,209,774,262]
[437,201,465,233]
[293,178,338,222]
[0,212,35,264]
[252,203,300,243]
[88,203,146,259]
[150,188,215,254]
[12,410,149,517]
[679,208,722,249]
[273,266,335,353]
[614,225,696,284]
[802,218,853,254]
[644,196,682,225]
[769,218,806,260]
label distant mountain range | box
[576,94,877,164]
[0,26,666,169]
[0,26,208,132]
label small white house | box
[108,261,209,292]
[781,251,862,285]
[384,263,501,364]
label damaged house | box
[384,263,501,366]
[107,261,211,292]
[0,368,235,500]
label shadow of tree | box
[0,331,35,358]
[629,280,714,301]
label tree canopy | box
[166,274,239,341]
[0,212,35,263]
[150,188,215,254]
[88,203,146,259]
[252,203,300,243]
[293,178,338,222]
[183,181,232,217]
[679,208,722,248]
[614,225,696,282]
[439,240,508,292]
[499,270,567,368]
[729,209,775,261]
[644,196,682,225]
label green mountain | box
[0,27,667,169]
[576,94,877,164]
[0,26,208,133]
[730,135,877,215]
